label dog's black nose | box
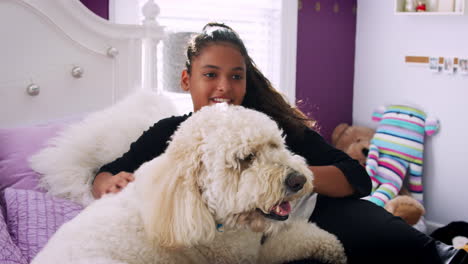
[362,148,369,157]
[285,171,306,192]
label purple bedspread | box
[0,188,83,263]
[0,203,27,264]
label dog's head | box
[136,104,313,248]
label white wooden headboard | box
[0,0,164,127]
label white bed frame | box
[0,0,164,128]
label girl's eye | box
[232,74,243,80]
[204,72,216,78]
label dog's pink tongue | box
[270,201,291,216]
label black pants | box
[289,195,443,264]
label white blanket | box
[29,90,179,206]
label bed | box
[0,1,178,263]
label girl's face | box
[181,43,247,112]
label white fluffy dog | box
[31,104,346,264]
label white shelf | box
[395,0,465,15]
[395,11,465,15]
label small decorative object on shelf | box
[416,1,427,11]
[443,57,455,75]
[459,59,468,75]
[427,0,438,11]
[405,0,416,11]
[396,0,465,14]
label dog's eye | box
[269,142,279,149]
[243,153,255,163]
[238,153,255,171]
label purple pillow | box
[2,188,83,262]
[0,121,70,192]
[0,200,27,264]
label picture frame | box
[429,57,440,72]
[443,57,454,74]
[459,59,468,75]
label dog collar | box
[216,223,224,232]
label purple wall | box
[296,0,357,143]
[79,0,109,20]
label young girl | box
[92,23,464,264]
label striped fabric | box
[364,105,439,207]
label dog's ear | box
[135,153,216,248]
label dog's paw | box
[259,220,347,264]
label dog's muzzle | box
[260,201,291,221]
[285,171,306,193]
[258,171,307,221]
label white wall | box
[354,0,468,226]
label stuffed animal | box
[416,1,427,11]
[331,123,375,166]
[364,105,439,207]
[431,221,468,252]
[384,194,425,226]
[331,122,426,226]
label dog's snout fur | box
[285,171,306,192]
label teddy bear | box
[331,123,375,166]
[331,122,426,226]
[384,190,425,226]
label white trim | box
[141,0,163,93]
[280,0,298,105]
[108,0,116,22]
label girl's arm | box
[92,171,134,198]
[309,165,354,197]
[92,115,190,199]
[286,128,371,198]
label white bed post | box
[141,0,164,94]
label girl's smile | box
[211,97,232,103]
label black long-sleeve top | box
[97,114,371,198]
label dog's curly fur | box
[31,104,346,264]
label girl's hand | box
[92,171,135,199]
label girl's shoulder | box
[147,113,192,135]
[158,113,192,126]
